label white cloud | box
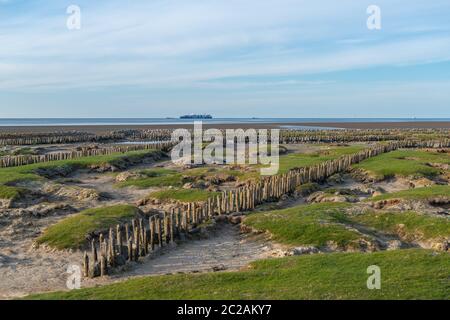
[0,0,450,92]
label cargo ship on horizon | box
[179,114,213,119]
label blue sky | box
[1,0,450,118]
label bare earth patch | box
[0,213,83,299]
[114,223,275,278]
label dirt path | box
[116,223,274,277]
[71,172,150,204]
[82,223,277,289]
[67,160,174,205]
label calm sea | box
[0,118,448,127]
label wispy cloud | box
[0,0,450,116]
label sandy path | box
[116,223,273,277]
[80,223,276,290]
[0,245,82,299]
[71,172,149,204]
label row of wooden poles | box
[208,141,402,214]
[114,129,450,145]
[0,142,175,168]
[280,134,450,145]
[0,132,126,146]
[82,140,449,277]
[118,129,174,141]
[116,129,450,145]
[121,131,450,147]
[2,128,449,147]
[0,129,173,146]
[83,203,215,277]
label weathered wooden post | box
[157,216,163,248]
[143,225,148,255]
[116,224,123,256]
[127,240,133,262]
[134,225,140,260]
[125,223,130,244]
[91,239,98,263]
[163,212,168,244]
[182,209,188,232]
[100,253,107,276]
[108,228,115,267]
[149,216,155,251]
[83,251,89,277]
[169,211,174,244]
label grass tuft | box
[244,203,366,249]
[353,150,450,180]
[370,185,450,201]
[350,211,450,242]
[147,188,220,202]
[0,185,24,200]
[36,204,141,250]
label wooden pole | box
[83,251,89,277]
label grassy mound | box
[350,211,450,243]
[0,184,24,200]
[277,145,365,174]
[116,168,183,188]
[370,185,450,201]
[116,166,259,189]
[353,150,450,180]
[244,203,367,249]
[295,182,320,196]
[147,188,220,202]
[115,145,366,190]
[36,205,140,250]
[26,249,450,300]
[245,202,450,249]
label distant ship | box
[179,114,213,119]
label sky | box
[0,0,450,118]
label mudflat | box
[1,121,449,134]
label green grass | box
[370,185,450,201]
[26,249,450,300]
[276,145,366,174]
[245,203,368,249]
[246,201,450,248]
[295,182,320,196]
[147,188,220,202]
[353,150,450,180]
[36,205,141,250]
[0,147,37,157]
[116,166,260,189]
[11,147,38,156]
[350,211,450,242]
[0,150,159,200]
[116,145,366,190]
[116,168,183,188]
[186,166,259,182]
[0,184,25,200]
